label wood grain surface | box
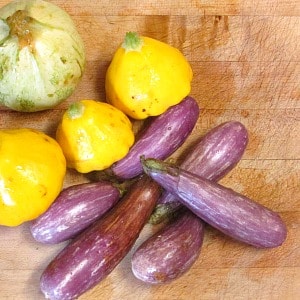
[0,0,299,299]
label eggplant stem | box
[87,169,140,197]
[141,157,179,177]
[149,203,178,224]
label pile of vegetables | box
[0,1,287,300]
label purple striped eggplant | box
[30,181,121,244]
[40,175,161,300]
[142,158,287,248]
[132,121,248,284]
[131,209,204,284]
[150,121,248,224]
[106,96,200,180]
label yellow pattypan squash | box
[0,128,66,227]
[56,99,135,173]
[105,32,193,120]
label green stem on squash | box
[121,32,143,52]
[67,102,85,119]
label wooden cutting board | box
[0,0,299,299]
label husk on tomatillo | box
[0,0,85,112]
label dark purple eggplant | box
[142,158,287,248]
[131,209,204,284]
[40,175,161,300]
[30,181,122,244]
[150,121,249,224]
[107,96,200,180]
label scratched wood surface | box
[0,0,299,299]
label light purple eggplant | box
[30,181,121,244]
[131,209,204,284]
[150,121,249,224]
[108,96,200,180]
[142,158,287,248]
[40,175,161,300]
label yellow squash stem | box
[121,32,144,52]
[67,101,85,119]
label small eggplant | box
[40,175,161,300]
[132,209,204,284]
[150,121,248,224]
[142,158,287,248]
[30,181,122,244]
[106,96,200,180]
